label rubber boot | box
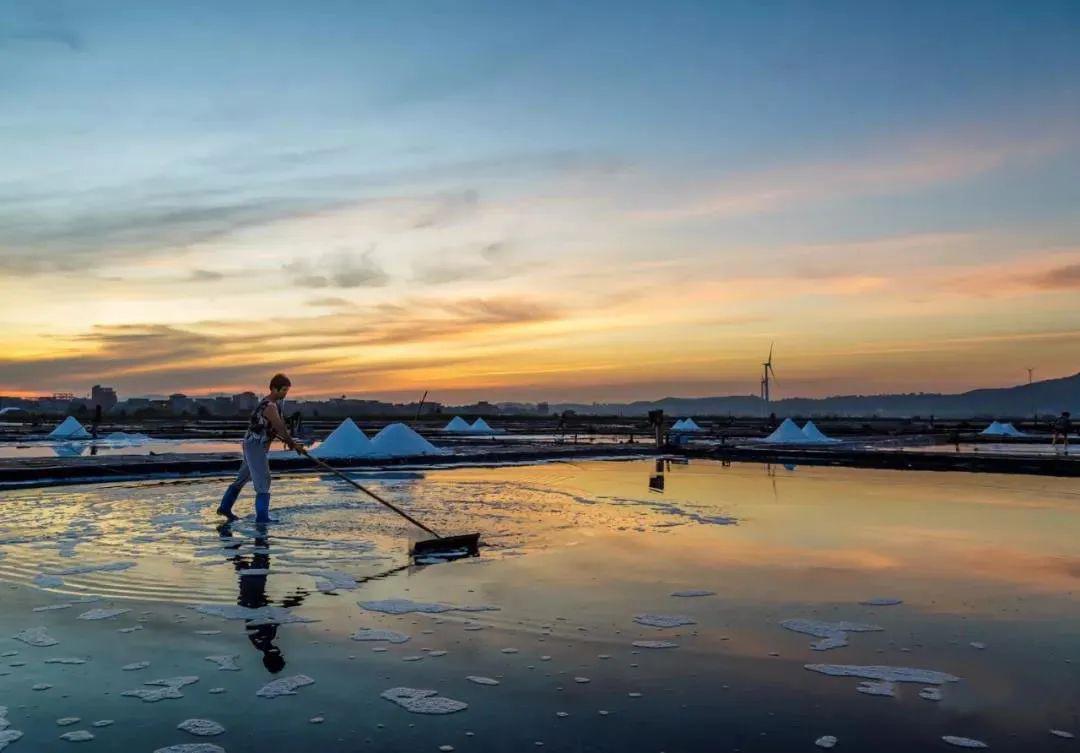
[254,492,275,523]
[217,484,242,521]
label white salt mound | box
[49,416,91,439]
[256,674,315,698]
[369,423,444,458]
[633,613,696,628]
[177,719,225,737]
[942,736,989,749]
[763,418,809,444]
[442,416,471,433]
[309,418,372,459]
[380,687,468,715]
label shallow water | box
[0,459,1077,752]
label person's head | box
[269,373,291,400]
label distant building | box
[537,402,550,415]
[169,393,194,415]
[91,385,118,413]
[232,391,258,413]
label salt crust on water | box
[920,687,943,701]
[781,618,883,651]
[351,628,410,644]
[815,736,837,749]
[91,721,113,728]
[856,680,896,697]
[313,570,359,592]
[359,598,499,615]
[1050,730,1075,739]
[14,627,58,646]
[633,614,696,628]
[177,719,226,736]
[632,641,678,649]
[192,604,317,626]
[466,676,499,685]
[153,746,225,753]
[33,604,73,612]
[205,655,240,671]
[59,730,94,741]
[78,608,130,620]
[122,661,150,671]
[57,717,81,726]
[806,664,960,684]
[860,598,903,606]
[256,674,315,698]
[52,562,134,576]
[671,590,715,598]
[34,574,65,588]
[380,687,468,715]
[45,657,87,664]
[122,676,199,702]
[942,736,988,748]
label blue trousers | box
[219,436,272,521]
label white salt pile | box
[762,418,808,444]
[256,674,315,698]
[633,614,696,628]
[801,420,838,443]
[14,627,59,647]
[780,618,883,651]
[205,655,240,671]
[369,423,444,457]
[468,418,499,435]
[177,719,225,737]
[380,687,468,715]
[48,416,91,440]
[441,416,471,433]
[350,628,411,644]
[942,736,988,748]
[77,608,130,621]
[121,676,199,703]
[309,418,372,459]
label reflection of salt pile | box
[49,416,90,439]
[310,418,372,459]
[441,416,472,433]
[762,418,807,444]
[801,420,838,443]
[369,423,445,458]
[102,431,151,446]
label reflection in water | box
[52,442,87,457]
[216,523,310,673]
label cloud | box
[411,242,522,284]
[285,249,390,289]
[1030,263,1080,290]
[306,296,353,308]
[189,269,225,282]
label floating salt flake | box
[402,655,425,662]
[781,618,883,651]
[670,590,715,598]
[205,655,240,672]
[309,717,324,724]
[969,642,986,650]
[78,608,130,621]
[45,658,87,664]
[856,679,896,697]
[633,614,695,628]
[350,628,410,644]
[1050,730,1074,739]
[14,626,59,647]
[805,664,960,685]
[313,570,359,592]
[942,736,988,749]
[34,574,65,588]
[556,712,569,718]
[194,630,221,636]
[56,718,81,726]
[380,687,468,715]
[32,683,53,690]
[59,730,94,742]
[118,626,143,634]
[52,561,134,576]
[815,736,838,749]
[501,648,519,654]
[192,604,316,626]
[208,688,226,694]
[427,650,448,657]
[358,598,498,615]
[632,640,678,649]
[256,674,315,698]
[153,745,226,753]
[920,687,943,701]
[0,730,23,750]
[466,676,499,686]
[177,719,225,737]
[91,721,113,728]
[33,604,73,612]
[121,675,199,702]
[628,692,642,698]
[574,677,590,684]
[122,661,150,671]
[439,747,454,752]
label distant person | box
[217,373,303,523]
[1052,411,1071,454]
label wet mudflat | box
[0,460,1077,752]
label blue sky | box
[1,1,1079,400]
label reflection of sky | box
[2,2,1080,401]
[0,459,1076,749]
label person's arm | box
[263,403,300,450]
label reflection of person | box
[217,523,308,673]
[217,374,303,523]
[1052,411,1072,454]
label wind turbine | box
[760,343,777,404]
